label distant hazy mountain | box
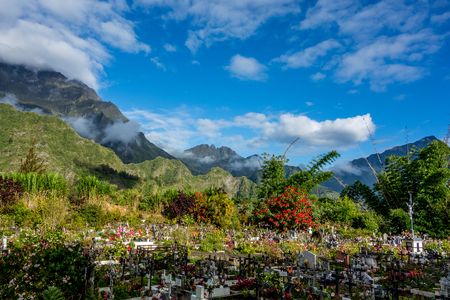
[180,144,263,181]
[180,137,438,192]
[0,62,173,163]
[179,144,305,182]
[324,136,438,192]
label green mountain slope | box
[0,104,255,197]
[0,62,173,163]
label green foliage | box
[0,232,91,299]
[2,172,67,196]
[76,175,116,199]
[19,139,46,174]
[376,140,450,237]
[78,204,105,227]
[139,189,178,211]
[341,180,383,212]
[315,197,380,231]
[257,151,340,200]
[257,154,287,199]
[387,208,410,234]
[287,150,340,192]
[193,188,239,228]
[42,286,64,300]
[199,230,225,252]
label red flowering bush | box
[254,186,314,232]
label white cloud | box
[296,0,446,91]
[431,11,450,24]
[225,55,267,81]
[305,101,314,107]
[64,116,98,140]
[0,0,149,89]
[102,120,141,144]
[275,39,340,69]
[311,72,326,81]
[163,43,177,52]
[229,155,263,171]
[260,113,375,147]
[336,30,441,91]
[125,106,375,155]
[332,161,362,176]
[135,0,300,52]
[150,57,166,71]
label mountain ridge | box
[0,104,255,197]
[178,137,439,191]
[0,62,173,163]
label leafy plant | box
[42,286,64,300]
[0,176,24,207]
[163,191,195,220]
[193,188,238,228]
[4,172,67,196]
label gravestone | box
[211,286,231,298]
[303,250,317,269]
[190,285,206,300]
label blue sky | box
[1,0,449,165]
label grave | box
[404,237,423,255]
[303,250,317,269]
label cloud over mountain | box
[0,0,148,89]
[126,107,375,156]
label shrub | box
[0,177,24,207]
[199,230,225,252]
[193,188,238,228]
[0,233,91,299]
[3,172,67,196]
[254,186,314,232]
[163,191,195,220]
[139,189,178,212]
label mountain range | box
[177,137,438,192]
[0,62,439,194]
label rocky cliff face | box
[0,62,173,163]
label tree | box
[19,140,46,174]
[257,150,340,199]
[374,140,449,237]
[341,180,384,213]
[287,150,340,192]
[257,154,287,199]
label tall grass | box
[76,175,116,199]
[1,172,67,196]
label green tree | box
[257,151,340,199]
[257,154,287,199]
[341,180,385,213]
[375,140,450,237]
[19,140,46,174]
[287,150,340,192]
